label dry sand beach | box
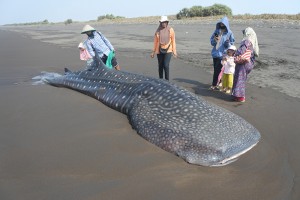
[0,18,300,199]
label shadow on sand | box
[174,78,234,102]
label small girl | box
[78,41,93,70]
[221,45,236,93]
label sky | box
[0,0,299,25]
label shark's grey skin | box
[41,61,260,166]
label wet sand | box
[0,20,300,200]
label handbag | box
[159,44,170,54]
[79,49,92,61]
[105,50,115,69]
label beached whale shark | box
[34,60,260,166]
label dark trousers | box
[157,53,172,80]
[212,57,223,86]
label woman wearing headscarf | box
[210,16,235,90]
[150,16,177,81]
[232,27,259,102]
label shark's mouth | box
[211,142,259,167]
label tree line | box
[176,4,232,19]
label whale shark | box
[35,60,260,166]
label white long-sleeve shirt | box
[222,56,236,74]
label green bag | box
[105,50,115,69]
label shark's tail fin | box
[32,71,62,85]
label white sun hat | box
[159,16,169,23]
[81,25,96,34]
[228,45,237,51]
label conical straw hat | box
[81,25,96,34]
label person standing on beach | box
[221,45,236,94]
[209,16,235,90]
[81,25,121,70]
[232,27,259,102]
[150,16,177,80]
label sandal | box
[234,97,245,102]
[209,86,216,90]
[209,86,220,91]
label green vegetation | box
[64,19,73,25]
[176,4,232,19]
[233,13,300,20]
[42,19,49,24]
[97,14,125,21]
[5,19,50,26]
[3,9,299,26]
